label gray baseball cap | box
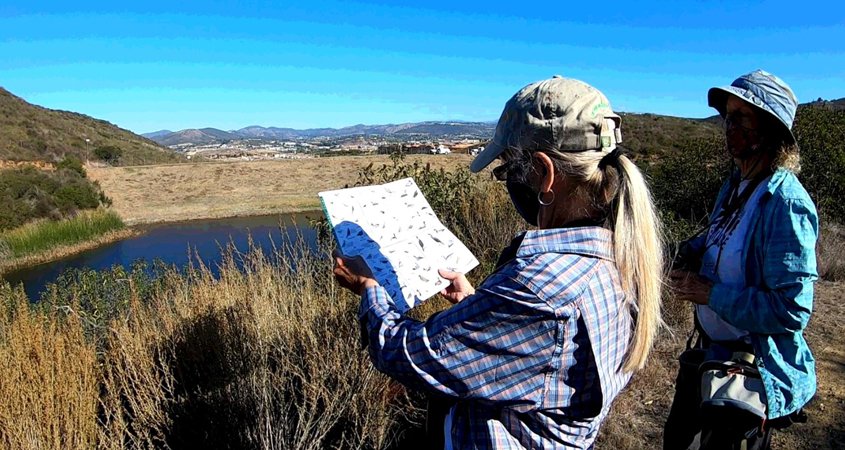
[471,76,622,173]
[708,69,798,144]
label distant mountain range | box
[0,87,180,165]
[2,82,840,162]
[146,96,845,148]
[143,121,498,146]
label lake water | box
[3,212,322,301]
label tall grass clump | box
[0,209,124,259]
[817,223,845,281]
[0,284,99,449]
[0,242,418,449]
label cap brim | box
[469,140,505,173]
[707,86,796,144]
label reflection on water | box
[3,212,322,301]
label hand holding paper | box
[332,249,378,295]
[320,178,479,311]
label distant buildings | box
[170,137,486,161]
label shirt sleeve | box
[358,271,561,409]
[708,196,818,334]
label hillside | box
[140,97,843,158]
[620,113,722,160]
[0,88,181,165]
[618,96,845,160]
[156,128,242,147]
[806,97,845,111]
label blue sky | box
[1,1,843,133]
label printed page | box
[319,178,478,311]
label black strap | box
[713,171,769,229]
[687,311,701,350]
[685,171,770,346]
[494,232,526,270]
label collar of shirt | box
[516,227,614,261]
[764,167,791,195]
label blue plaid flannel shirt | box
[359,227,634,449]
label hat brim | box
[708,86,796,145]
[470,140,505,173]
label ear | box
[533,152,556,193]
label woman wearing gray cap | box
[334,76,664,449]
[665,70,818,450]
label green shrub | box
[93,145,123,163]
[794,105,845,223]
[0,166,110,232]
[643,136,731,243]
[56,155,86,177]
[53,180,102,212]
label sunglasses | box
[492,160,513,181]
[723,112,756,131]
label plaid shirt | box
[359,227,634,449]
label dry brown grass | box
[597,281,845,450]
[87,155,473,225]
[818,223,845,281]
[0,288,99,448]
[1,239,419,449]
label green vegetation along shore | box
[0,209,134,274]
[0,157,132,274]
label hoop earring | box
[537,190,555,206]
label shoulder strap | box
[686,307,706,350]
[494,232,526,270]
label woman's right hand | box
[438,269,475,304]
[670,269,713,305]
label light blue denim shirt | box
[687,168,818,419]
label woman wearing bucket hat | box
[334,76,665,449]
[664,70,818,450]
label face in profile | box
[724,95,763,159]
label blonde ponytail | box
[541,149,665,371]
[613,155,665,371]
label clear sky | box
[1,1,843,134]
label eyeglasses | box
[492,161,512,181]
[723,112,756,131]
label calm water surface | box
[4,212,321,301]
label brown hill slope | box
[0,87,181,165]
[620,113,722,160]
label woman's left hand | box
[333,249,378,295]
[670,270,714,305]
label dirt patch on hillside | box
[0,160,55,171]
[597,281,845,449]
[87,155,473,225]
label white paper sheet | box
[319,178,478,311]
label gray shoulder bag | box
[698,351,767,435]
